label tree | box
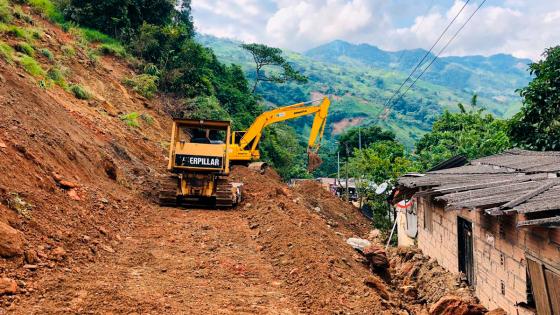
[415,105,511,170]
[509,46,560,150]
[337,125,395,157]
[241,43,307,93]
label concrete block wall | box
[416,196,536,315]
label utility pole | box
[345,143,350,203]
[358,127,362,150]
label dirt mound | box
[231,167,412,314]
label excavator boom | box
[229,97,330,171]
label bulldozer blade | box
[307,152,322,172]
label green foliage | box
[6,25,31,40]
[69,84,91,99]
[18,55,45,77]
[25,0,64,23]
[119,112,140,128]
[140,113,155,125]
[47,66,67,88]
[98,42,126,57]
[40,48,54,60]
[15,41,34,56]
[0,40,14,63]
[13,6,33,23]
[509,46,560,150]
[184,96,230,121]
[349,141,419,230]
[338,125,395,156]
[61,44,75,57]
[260,124,311,180]
[241,43,308,93]
[415,105,511,170]
[0,0,12,23]
[62,0,189,40]
[123,74,158,99]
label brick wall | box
[416,196,545,315]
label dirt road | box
[9,207,299,314]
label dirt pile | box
[231,167,413,314]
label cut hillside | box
[0,5,486,315]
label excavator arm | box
[231,97,330,171]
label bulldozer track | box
[159,176,178,207]
[215,179,234,208]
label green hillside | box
[197,35,531,147]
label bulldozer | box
[159,97,330,208]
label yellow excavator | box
[159,97,330,208]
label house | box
[395,149,560,315]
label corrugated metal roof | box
[398,149,560,228]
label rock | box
[0,221,24,258]
[100,245,115,253]
[346,238,372,252]
[0,278,17,295]
[24,250,39,264]
[313,207,321,213]
[363,276,390,300]
[50,246,67,261]
[249,223,259,229]
[429,296,487,315]
[58,180,78,189]
[98,226,109,236]
[486,308,507,315]
[363,244,389,269]
[100,198,109,204]
[23,264,38,270]
[401,285,418,299]
[51,172,63,182]
[0,142,6,149]
[67,189,81,201]
[368,229,381,239]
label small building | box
[396,149,560,315]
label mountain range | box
[197,35,532,147]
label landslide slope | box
[0,7,411,315]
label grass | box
[15,41,34,56]
[140,113,155,126]
[69,84,91,100]
[98,43,126,58]
[0,0,12,23]
[120,112,140,128]
[61,44,75,57]
[123,74,158,99]
[6,25,32,40]
[26,0,64,23]
[18,55,45,77]
[40,47,54,61]
[13,6,33,24]
[0,40,14,63]
[47,67,67,88]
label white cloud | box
[192,0,560,60]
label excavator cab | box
[159,119,242,208]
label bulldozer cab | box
[167,119,231,175]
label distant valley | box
[197,35,532,147]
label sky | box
[191,0,560,60]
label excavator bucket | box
[307,151,322,172]
[248,162,268,174]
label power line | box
[393,0,435,67]
[381,0,472,114]
[393,0,487,105]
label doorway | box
[458,217,474,285]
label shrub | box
[26,0,64,23]
[7,25,31,39]
[80,27,115,44]
[15,41,34,56]
[0,0,12,23]
[47,67,67,88]
[40,48,54,60]
[0,40,14,63]
[61,44,75,57]
[69,84,91,99]
[87,49,99,64]
[120,112,140,128]
[98,43,126,57]
[143,63,160,76]
[18,55,45,77]
[123,74,158,99]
